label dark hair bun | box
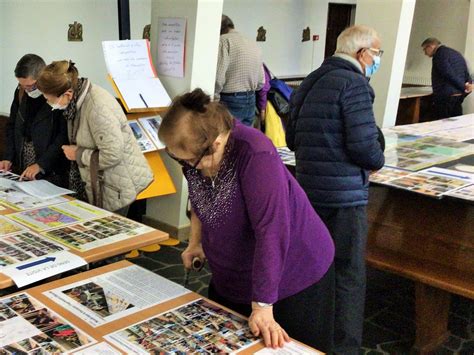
[181,88,210,113]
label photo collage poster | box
[0,293,94,353]
[41,214,155,252]
[106,298,258,354]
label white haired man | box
[287,25,385,354]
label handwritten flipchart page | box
[102,39,171,110]
[157,17,186,78]
[102,40,156,79]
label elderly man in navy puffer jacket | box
[286,25,384,355]
[422,37,472,119]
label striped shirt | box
[215,30,265,98]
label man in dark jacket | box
[422,37,472,119]
[0,54,68,185]
[286,25,385,354]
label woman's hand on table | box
[249,303,290,348]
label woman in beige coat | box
[37,60,153,214]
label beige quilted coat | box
[72,83,153,212]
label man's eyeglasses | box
[368,48,384,57]
[165,145,212,169]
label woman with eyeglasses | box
[159,88,335,352]
[1,54,68,185]
[36,60,153,214]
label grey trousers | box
[315,205,368,355]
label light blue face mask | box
[365,55,381,77]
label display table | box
[396,86,432,125]
[0,197,168,290]
[0,260,321,354]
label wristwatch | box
[256,302,273,308]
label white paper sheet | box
[45,265,190,327]
[2,251,87,287]
[114,77,171,109]
[12,180,74,199]
[157,17,186,78]
[73,342,121,355]
[102,39,156,79]
[0,187,68,211]
[255,341,323,354]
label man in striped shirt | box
[215,15,265,126]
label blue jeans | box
[220,92,256,126]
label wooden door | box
[325,3,355,58]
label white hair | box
[335,25,380,55]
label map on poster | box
[0,229,66,268]
[105,298,259,354]
[45,264,190,327]
[41,214,155,251]
[0,293,95,353]
[6,200,110,232]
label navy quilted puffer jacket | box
[431,45,471,98]
[286,56,384,208]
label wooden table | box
[4,260,321,354]
[366,185,474,353]
[0,203,168,289]
[396,86,432,125]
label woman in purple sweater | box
[158,88,335,351]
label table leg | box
[414,282,450,354]
[412,97,421,123]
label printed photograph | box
[62,282,134,318]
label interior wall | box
[404,0,470,85]
[147,0,223,230]
[0,0,152,115]
[130,0,152,40]
[355,0,416,128]
[222,0,356,77]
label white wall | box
[222,0,356,77]
[130,0,152,39]
[0,0,152,115]
[355,0,416,127]
[146,0,223,229]
[404,0,470,85]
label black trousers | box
[208,263,335,353]
[432,95,464,120]
[315,205,368,355]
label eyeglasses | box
[368,47,384,57]
[165,145,212,169]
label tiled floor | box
[0,241,471,353]
[130,243,474,354]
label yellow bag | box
[264,102,287,148]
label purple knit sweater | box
[184,121,334,304]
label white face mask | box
[26,88,43,99]
[48,96,68,110]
